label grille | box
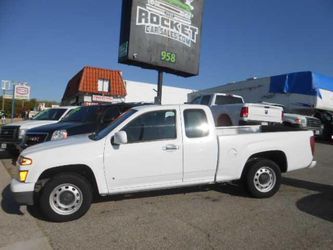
[306,117,321,128]
[0,126,19,141]
[25,133,48,146]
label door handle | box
[162,144,179,151]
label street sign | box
[1,80,11,90]
[119,0,205,77]
[14,84,31,100]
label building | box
[125,80,194,104]
[62,66,195,105]
[190,71,333,114]
[61,66,126,105]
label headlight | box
[18,156,33,166]
[51,130,68,140]
[18,129,27,139]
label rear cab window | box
[214,95,243,105]
[183,109,209,138]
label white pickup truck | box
[190,93,283,126]
[11,105,316,222]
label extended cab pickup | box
[190,93,283,126]
[11,105,316,222]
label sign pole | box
[1,90,4,111]
[156,70,163,104]
[11,85,16,123]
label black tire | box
[39,173,92,222]
[245,159,281,198]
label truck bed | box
[215,126,313,183]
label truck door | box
[180,107,219,183]
[104,108,183,192]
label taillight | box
[310,136,315,156]
[240,107,249,118]
[281,111,284,121]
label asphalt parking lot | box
[0,142,332,250]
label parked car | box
[19,103,149,150]
[189,93,283,126]
[314,110,333,141]
[0,106,77,154]
[261,103,323,136]
[11,104,316,222]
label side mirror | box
[113,131,128,145]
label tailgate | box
[246,104,283,123]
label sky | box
[0,0,333,102]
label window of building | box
[98,79,110,92]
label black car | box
[19,103,147,150]
[314,110,333,141]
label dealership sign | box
[14,85,31,100]
[119,0,204,77]
[92,95,113,103]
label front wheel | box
[245,159,281,198]
[39,173,92,222]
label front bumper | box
[10,179,35,205]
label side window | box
[191,97,201,104]
[122,110,176,143]
[184,109,209,138]
[103,107,120,123]
[201,95,211,105]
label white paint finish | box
[11,105,315,200]
[180,106,218,183]
[18,134,109,195]
[216,130,314,182]
[191,93,283,125]
[103,106,183,191]
[125,80,195,104]
[193,77,333,114]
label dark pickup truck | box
[19,103,147,150]
[314,110,333,141]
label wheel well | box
[242,151,288,178]
[37,165,99,195]
[217,114,233,126]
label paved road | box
[0,143,332,250]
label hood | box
[27,121,87,133]
[4,120,58,129]
[21,133,95,155]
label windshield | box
[92,109,137,140]
[61,106,102,122]
[32,109,67,121]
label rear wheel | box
[245,159,281,198]
[39,173,92,222]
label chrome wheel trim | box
[49,183,83,216]
[253,166,276,193]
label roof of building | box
[62,66,127,101]
[269,71,333,97]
